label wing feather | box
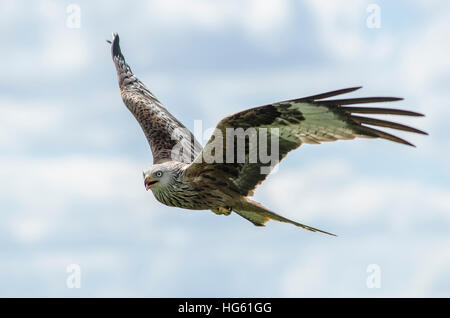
[350,115,428,135]
[340,106,424,116]
[110,33,202,164]
[185,87,426,196]
[319,97,403,105]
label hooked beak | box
[144,177,159,191]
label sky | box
[0,0,449,297]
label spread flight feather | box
[110,33,426,235]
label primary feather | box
[110,33,426,235]
[111,33,202,164]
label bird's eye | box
[155,171,163,178]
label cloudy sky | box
[0,0,449,297]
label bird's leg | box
[211,207,232,216]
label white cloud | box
[408,243,450,297]
[148,0,235,30]
[280,236,450,297]
[146,0,289,47]
[305,0,366,59]
[0,99,63,148]
[0,2,88,81]
[280,254,330,297]
[0,0,24,31]
[0,155,157,244]
[400,8,450,91]
[243,0,289,36]
[9,217,51,243]
[257,159,450,229]
[42,31,88,74]
[0,156,145,209]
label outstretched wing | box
[184,87,427,196]
[110,33,202,164]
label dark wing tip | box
[350,115,428,136]
[358,125,417,147]
[321,97,404,106]
[300,86,363,101]
[109,32,123,60]
[410,111,426,117]
[318,229,338,237]
[341,106,425,117]
[309,227,338,236]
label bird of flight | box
[108,33,426,236]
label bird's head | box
[143,162,179,192]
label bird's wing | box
[110,33,202,164]
[184,87,427,196]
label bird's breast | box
[151,185,230,210]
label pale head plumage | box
[143,161,184,192]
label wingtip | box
[403,140,416,147]
[299,86,364,102]
[341,86,363,95]
[107,32,118,44]
[319,229,337,237]
[395,137,416,147]
[318,231,337,237]
[109,32,123,59]
[343,86,363,92]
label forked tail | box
[234,199,336,236]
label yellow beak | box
[144,177,159,191]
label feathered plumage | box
[109,33,426,236]
[111,33,202,164]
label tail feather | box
[234,199,336,236]
[233,209,270,227]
